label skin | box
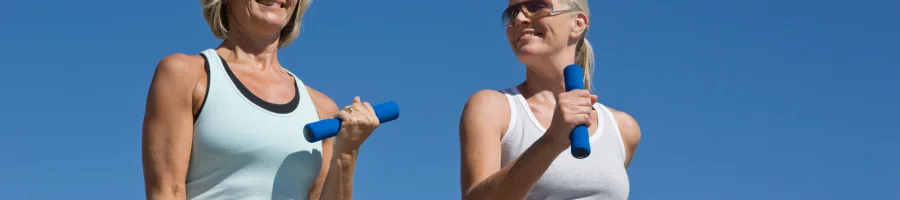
[458,0,642,200]
[141,0,378,199]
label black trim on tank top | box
[194,54,212,122]
[219,56,299,114]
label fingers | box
[352,98,379,126]
[332,96,383,150]
[561,90,592,104]
[362,102,379,125]
[334,109,352,121]
[362,102,375,114]
[349,98,370,117]
[337,96,380,126]
[559,90,595,127]
[570,90,591,98]
[571,107,593,125]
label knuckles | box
[340,114,380,129]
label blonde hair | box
[201,0,312,48]
[565,0,595,91]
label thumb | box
[590,95,598,105]
[353,96,361,104]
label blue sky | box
[0,0,897,199]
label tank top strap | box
[593,102,628,159]
[499,87,521,141]
[199,49,226,80]
[282,70,309,100]
[282,69,318,117]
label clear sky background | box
[0,0,897,199]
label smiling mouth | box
[518,30,545,43]
[257,0,285,8]
[524,32,545,38]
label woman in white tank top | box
[141,0,384,199]
[459,0,642,199]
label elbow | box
[465,193,518,200]
[464,186,524,200]
[461,186,477,200]
[462,192,479,200]
[462,193,496,200]
[145,182,187,200]
[462,194,483,200]
[462,186,493,200]
[171,184,187,198]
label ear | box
[570,12,589,39]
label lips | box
[517,29,545,43]
[257,0,285,8]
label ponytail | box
[575,38,595,91]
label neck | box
[520,50,576,101]
[217,28,282,71]
[522,68,564,102]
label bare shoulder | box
[146,53,208,105]
[459,89,511,137]
[156,53,205,74]
[304,85,339,120]
[462,89,509,120]
[465,89,508,107]
[607,107,641,145]
[606,107,641,167]
[152,53,207,86]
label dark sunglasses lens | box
[523,1,550,13]
[501,7,517,25]
[502,1,551,25]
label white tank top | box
[499,87,630,200]
[185,49,324,200]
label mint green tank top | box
[186,49,324,200]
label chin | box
[251,4,291,24]
[515,53,543,66]
[249,13,289,29]
[516,45,549,57]
[254,11,288,23]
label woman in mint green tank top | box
[459,0,643,199]
[141,0,384,199]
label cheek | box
[230,4,250,22]
[544,23,571,41]
[285,8,294,20]
[288,0,299,11]
[286,1,300,19]
[505,29,516,42]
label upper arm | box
[141,54,205,198]
[305,86,339,200]
[609,108,641,168]
[459,89,510,196]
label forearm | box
[320,146,358,200]
[465,134,568,200]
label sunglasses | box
[501,0,578,26]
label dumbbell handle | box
[564,65,592,159]
[303,101,400,143]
